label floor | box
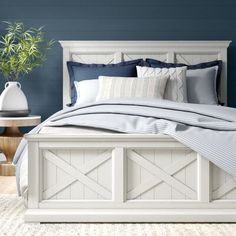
[0,176,17,194]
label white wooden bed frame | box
[25,41,236,223]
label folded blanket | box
[13,98,236,195]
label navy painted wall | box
[0,0,236,121]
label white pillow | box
[136,66,188,103]
[74,80,98,105]
[96,75,169,101]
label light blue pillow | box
[187,67,218,104]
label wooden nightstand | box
[0,116,41,176]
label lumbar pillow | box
[96,75,169,101]
[67,59,144,104]
[136,66,187,103]
[74,80,98,105]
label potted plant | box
[0,21,54,116]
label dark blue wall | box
[0,0,236,120]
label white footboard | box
[25,134,236,222]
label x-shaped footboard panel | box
[127,150,197,200]
[43,150,112,200]
[213,179,236,199]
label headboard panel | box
[59,41,231,107]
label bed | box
[20,41,236,223]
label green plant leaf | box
[0,21,55,81]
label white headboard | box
[59,41,231,107]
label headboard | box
[59,41,231,107]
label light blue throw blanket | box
[13,99,236,194]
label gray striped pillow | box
[96,75,169,101]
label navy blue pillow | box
[145,59,223,100]
[67,59,144,104]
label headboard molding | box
[59,41,231,107]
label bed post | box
[27,141,40,209]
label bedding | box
[96,75,169,101]
[67,59,144,104]
[136,66,187,103]
[14,98,236,196]
[0,152,6,162]
[145,59,222,104]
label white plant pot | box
[0,82,29,111]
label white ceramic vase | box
[0,81,28,111]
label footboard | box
[25,134,236,222]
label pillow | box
[187,66,218,104]
[67,59,144,104]
[74,80,98,105]
[136,66,187,103]
[145,59,222,104]
[96,75,169,101]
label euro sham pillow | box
[74,80,98,105]
[67,59,144,104]
[96,75,169,101]
[136,66,187,103]
[145,59,222,104]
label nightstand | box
[0,116,41,176]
